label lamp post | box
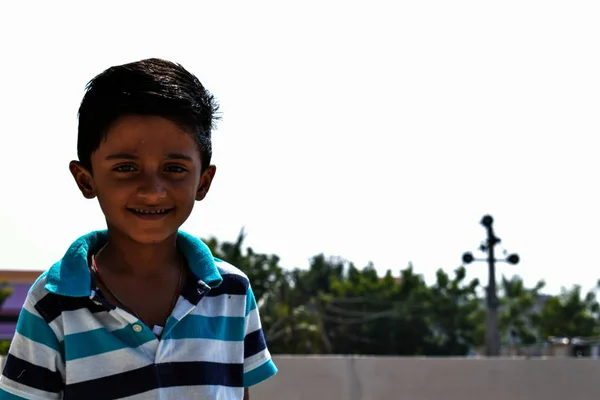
[462,215,520,357]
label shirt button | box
[132,324,143,333]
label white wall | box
[252,356,600,400]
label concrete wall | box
[252,356,600,400]
[1,355,598,399]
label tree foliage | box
[205,231,600,355]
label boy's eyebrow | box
[105,152,194,161]
[105,152,137,160]
[165,153,194,162]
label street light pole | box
[462,215,519,357]
[482,216,500,357]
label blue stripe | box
[64,323,155,361]
[0,387,29,399]
[244,359,277,388]
[165,316,178,333]
[16,309,61,352]
[245,287,257,317]
[170,315,245,341]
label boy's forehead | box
[98,115,199,157]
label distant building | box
[0,270,43,340]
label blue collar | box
[45,230,223,297]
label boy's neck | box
[97,230,181,278]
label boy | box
[0,59,277,399]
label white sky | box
[1,1,599,295]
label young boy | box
[0,59,277,399]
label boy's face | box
[70,115,216,245]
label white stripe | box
[61,308,127,335]
[245,308,262,334]
[215,261,249,280]
[113,308,141,325]
[244,348,272,373]
[10,333,65,377]
[65,341,156,384]
[158,338,244,364]
[47,314,65,342]
[171,296,195,321]
[0,376,61,400]
[22,296,41,316]
[26,276,50,304]
[192,294,246,317]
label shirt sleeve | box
[242,285,277,388]
[0,296,64,399]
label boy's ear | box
[69,161,97,199]
[196,165,217,201]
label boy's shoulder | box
[21,270,69,324]
[212,258,254,296]
[25,270,53,304]
[213,258,248,280]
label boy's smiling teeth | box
[131,208,170,214]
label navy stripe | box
[3,354,63,393]
[244,329,267,359]
[179,273,208,305]
[35,292,106,323]
[206,274,249,297]
[64,362,243,399]
[159,361,243,388]
[90,290,117,312]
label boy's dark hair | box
[77,58,220,172]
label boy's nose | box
[137,173,167,202]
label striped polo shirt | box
[0,230,277,399]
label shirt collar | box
[45,230,223,297]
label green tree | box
[498,275,545,345]
[427,267,483,355]
[322,262,420,355]
[270,254,348,354]
[204,231,324,354]
[322,262,482,356]
[0,283,12,306]
[536,284,600,339]
[0,282,15,355]
[203,229,600,356]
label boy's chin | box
[109,225,181,246]
[129,232,178,245]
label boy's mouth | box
[127,207,175,219]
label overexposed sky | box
[1,1,599,295]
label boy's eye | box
[114,164,137,173]
[164,165,187,173]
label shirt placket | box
[89,287,160,361]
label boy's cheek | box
[95,193,128,214]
